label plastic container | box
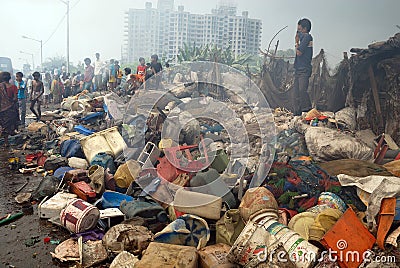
[68,157,89,170]
[90,152,116,174]
[101,127,127,158]
[190,168,236,208]
[81,134,112,163]
[320,208,376,268]
[154,214,210,249]
[288,212,318,240]
[135,242,198,268]
[318,192,347,213]
[38,192,77,219]
[114,160,141,188]
[210,149,229,173]
[102,191,134,209]
[60,198,100,233]
[173,188,222,220]
[68,181,96,201]
[228,211,319,268]
[239,187,279,222]
[198,243,238,268]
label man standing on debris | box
[83,58,94,92]
[43,72,52,108]
[72,71,82,95]
[293,18,313,115]
[51,74,63,104]
[29,71,44,122]
[150,54,163,89]
[94,53,104,92]
[15,72,26,127]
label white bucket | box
[227,211,319,268]
[60,199,100,233]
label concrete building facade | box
[122,0,262,63]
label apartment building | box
[122,0,262,63]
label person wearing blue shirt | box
[108,59,116,90]
[15,72,26,127]
[293,18,313,115]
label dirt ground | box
[0,150,72,268]
[0,105,73,268]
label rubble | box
[3,43,400,268]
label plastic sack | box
[383,160,400,177]
[31,176,60,201]
[119,198,167,223]
[334,107,356,131]
[216,209,245,246]
[102,224,153,255]
[305,127,374,162]
[89,165,105,194]
[153,214,210,249]
[60,139,85,159]
[90,152,116,174]
[44,156,68,171]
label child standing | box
[30,72,44,122]
[15,72,26,127]
[43,72,51,108]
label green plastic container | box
[210,149,229,173]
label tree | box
[176,42,260,74]
[42,55,83,74]
[42,55,66,73]
[274,49,296,64]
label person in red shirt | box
[0,71,19,147]
[136,57,147,83]
[83,58,94,91]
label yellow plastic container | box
[114,160,142,188]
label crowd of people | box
[85,53,164,94]
[0,52,165,148]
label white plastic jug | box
[173,188,222,220]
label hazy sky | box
[1,0,399,70]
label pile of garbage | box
[5,69,400,268]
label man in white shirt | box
[94,52,104,92]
